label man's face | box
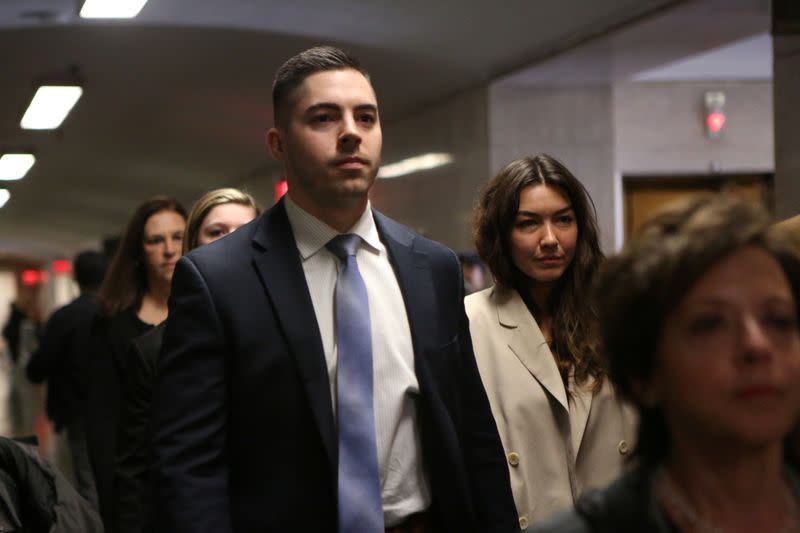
[270,68,382,212]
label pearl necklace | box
[655,469,800,533]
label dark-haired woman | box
[85,196,186,531]
[467,154,635,528]
[113,188,258,533]
[534,195,800,532]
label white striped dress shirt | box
[283,194,431,527]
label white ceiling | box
[496,0,771,87]
[0,0,742,258]
[632,32,772,82]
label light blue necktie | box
[327,234,384,533]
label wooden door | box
[624,174,773,240]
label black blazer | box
[2,303,26,364]
[534,465,800,533]
[86,310,152,532]
[0,436,104,532]
[26,292,98,430]
[153,200,518,533]
[530,467,666,533]
[114,323,164,533]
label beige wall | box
[370,86,491,252]
[614,81,774,176]
[488,85,618,252]
[0,271,16,353]
[773,35,800,220]
[487,80,775,251]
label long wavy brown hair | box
[473,154,605,388]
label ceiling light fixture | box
[0,154,36,181]
[378,153,454,179]
[19,85,83,130]
[80,0,149,19]
[0,189,9,209]
[20,85,83,130]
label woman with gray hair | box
[534,194,800,532]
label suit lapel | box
[250,200,337,468]
[494,288,569,412]
[372,212,436,377]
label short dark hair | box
[472,154,605,387]
[272,45,368,127]
[73,250,106,291]
[98,196,187,316]
[595,194,800,466]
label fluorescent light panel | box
[80,0,149,18]
[0,190,9,209]
[20,86,83,130]
[378,153,454,179]
[0,154,36,181]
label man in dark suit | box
[27,250,106,507]
[153,46,518,533]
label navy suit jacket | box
[153,199,518,533]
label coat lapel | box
[493,288,569,412]
[372,211,435,361]
[249,199,337,468]
[569,379,594,458]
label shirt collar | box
[284,193,383,260]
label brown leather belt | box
[385,511,433,533]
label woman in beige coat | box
[466,154,635,529]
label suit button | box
[507,452,520,467]
[618,440,629,455]
[519,516,529,529]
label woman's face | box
[196,202,257,247]
[646,245,800,452]
[509,184,578,287]
[142,210,186,285]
